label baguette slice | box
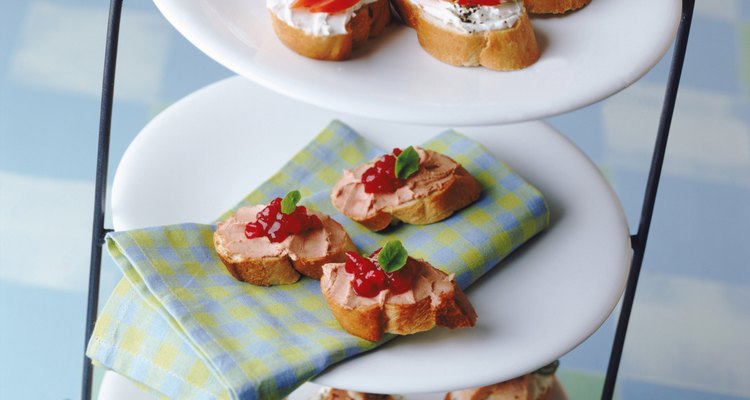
[392,0,540,70]
[331,148,482,231]
[214,205,357,286]
[268,0,390,61]
[445,364,558,400]
[321,256,477,341]
[525,0,591,15]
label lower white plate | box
[111,76,630,394]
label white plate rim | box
[150,0,681,126]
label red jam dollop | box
[244,198,323,243]
[361,148,406,194]
[344,250,413,297]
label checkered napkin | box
[86,120,549,400]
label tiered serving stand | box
[82,0,695,399]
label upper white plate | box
[111,76,630,394]
[152,0,680,126]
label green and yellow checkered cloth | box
[87,121,549,400]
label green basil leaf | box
[535,360,560,376]
[395,146,419,180]
[281,190,301,215]
[377,240,408,273]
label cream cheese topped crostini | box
[267,0,390,60]
[392,0,540,70]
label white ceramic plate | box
[151,0,680,126]
[111,76,631,394]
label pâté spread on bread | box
[214,190,356,286]
[446,360,559,400]
[267,0,390,60]
[314,387,403,400]
[311,360,558,399]
[331,146,481,231]
[321,240,477,341]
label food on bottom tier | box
[313,387,402,400]
[445,360,560,400]
[309,361,560,400]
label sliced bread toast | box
[214,204,356,286]
[321,255,477,341]
[331,147,481,231]
[392,0,540,70]
[268,0,390,60]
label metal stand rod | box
[601,0,695,398]
[81,0,123,399]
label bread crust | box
[336,165,482,232]
[326,299,384,342]
[322,388,395,400]
[292,236,358,280]
[392,0,540,70]
[269,0,390,61]
[321,258,477,341]
[389,166,481,226]
[215,244,302,286]
[214,216,356,286]
[444,373,555,400]
[525,0,591,15]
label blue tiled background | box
[0,1,748,399]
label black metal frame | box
[81,1,122,399]
[80,0,696,398]
[601,1,695,397]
